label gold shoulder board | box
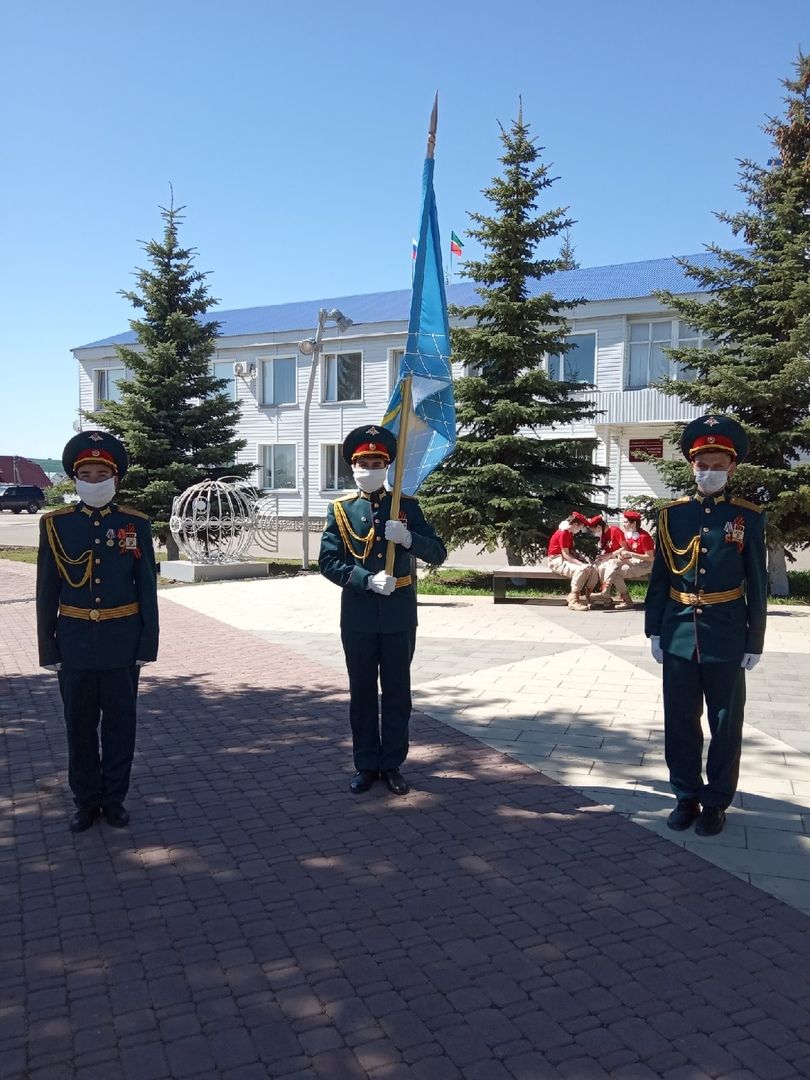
[730,497,764,514]
[42,505,75,519]
[660,496,691,510]
[117,505,150,520]
[334,493,359,505]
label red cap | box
[623,510,642,523]
[570,511,589,525]
[585,515,605,528]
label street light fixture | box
[298,307,354,569]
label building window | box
[323,352,362,402]
[548,333,596,383]
[261,357,297,406]
[261,444,296,490]
[673,321,714,383]
[96,367,127,406]
[211,361,237,400]
[322,444,354,491]
[627,321,673,389]
[388,348,405,393]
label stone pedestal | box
[159,561,271,583]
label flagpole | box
[385,374,413,577]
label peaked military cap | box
[342,424,398,466]
[62,430,129,479]
[680,414,748,463]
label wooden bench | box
[492,564,568,604]
[492,564,650,604]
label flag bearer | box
[36,431,159,832]
[645,415,767,836]
[319,425,447,796]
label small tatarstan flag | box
[450,231,463,257]
[412,238,418,261]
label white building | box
[73,252,716,519]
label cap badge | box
[367,426,380,435]
[89,432,104,441]
[92,450,100,457]
[707,436,715,444]
[704,416,720,427]
[369,443,376,451]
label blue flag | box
[382,155,456,494]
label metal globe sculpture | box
[170,478,257,563]
[253,494,281,554]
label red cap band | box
[73,449,118,473]
[688,434,736,458]
[351,442,390,462]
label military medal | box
[106,528,116,547]
[116,523,142,558]
[725,515,745,552]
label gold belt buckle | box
[687,593,700,605]
[89,609,100,622]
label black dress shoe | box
[695,805,726,836]
[380,769,410,796]
[103,803,130,828]
[667,798,700,831]
[69,807,99,833]
[350,770,377,794]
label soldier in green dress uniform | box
[36,431,159,832]
[319,424,447,796]
[645,415,767,836]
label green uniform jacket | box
[644,493,767,663]
[36,502,160,670]
[319,489,447,633]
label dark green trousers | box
[341,629,416,772]
[662,652,746,809]
[58,666,140,810]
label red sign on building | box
[629,439,664,462]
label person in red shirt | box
[547,512,599,610]
[586,515,626,607]
[599,510,654,609]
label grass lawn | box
[3,546,810,603]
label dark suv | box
[0,484,46,513]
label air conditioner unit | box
[233,362,246,376]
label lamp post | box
[298,307,354,569]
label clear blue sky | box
[2,0,806,457]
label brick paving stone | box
[5,563,810,1079]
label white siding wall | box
[71,292,710,515]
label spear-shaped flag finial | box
[426,91,438,159]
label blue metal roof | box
[77,251,722,349]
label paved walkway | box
[3,558,810,1079]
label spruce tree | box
[89,201,252,559]
[419,106,606,564]
[655,52,810,595]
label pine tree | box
[419,106,606,564]
[655,52,810,595]
[88,200,252,559]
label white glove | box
[741,653,761,671]
[43,663,62,672]
[650,636,664,664]
[367,571,396,596]
[384,520,412,548]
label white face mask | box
[694,469,728,495]
[75,477,117,507]
[353,467,388,494]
